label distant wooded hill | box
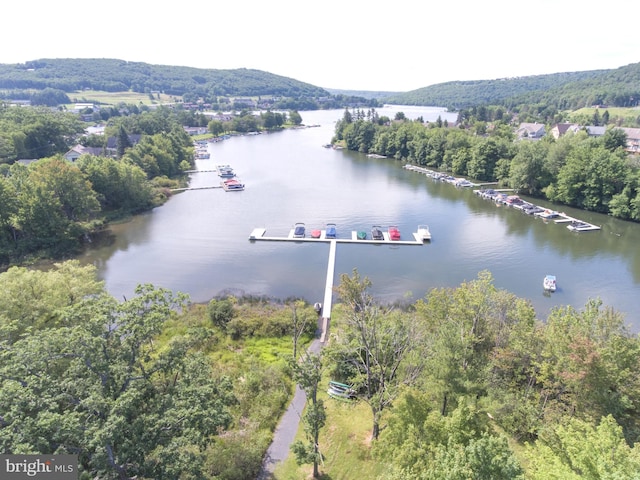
[0,58,330,98]
[384,62,640,110]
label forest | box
[0,58,380,110]
[1,262,639,479]
[333,108,640,222]
[385,62,640,113]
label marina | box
[403,164,601,232]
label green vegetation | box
[271,269,640,479]
[0,105,196,265]
[0,58,379,110]
[385,70,606,110]
[334,108,640,222]
[0,261,319,479]
[385,63,640,115]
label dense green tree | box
[525,415,640,480]
[0,274,236,479]
[290,352,325,478]
[547,143,627,212]
[76,155,154,213]
[375,394,523,480]
[328,269,423,439]
[507,140,551,195]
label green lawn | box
[66,89,179,106]
[273,379,386,480]
[570,106,640,122]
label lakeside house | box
[516,122,546,139]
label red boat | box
[310,229,321,238]
[388,225,401,241]
[221,178,244,191]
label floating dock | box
[249,227,428,326]
[248,228,427,245]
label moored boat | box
[417,224,431,241]
[221,178,244,191]
[216,164,235,177]
[293,222,305,238]
[371,225,384,241]
[310,229,321,239]
[325,223,337,239]
[567,221,600,232]
[535,209,560,219]
[357,230,367,240]
[388,225,401,241]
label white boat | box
[216,164,235,177]
[417,224,431,241]
[567,221,599,232]
[535,209,559,219]
[543,275,557,292]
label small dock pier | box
[249,227,428,340]
[248,228,427,245]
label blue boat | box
[325,223,337,239]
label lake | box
[78,106,640,331]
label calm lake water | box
[79,106,640,331]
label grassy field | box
[66,89,179,106]
[273,378,386,480]
[570,106,640,122]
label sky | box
[3,0,639,92]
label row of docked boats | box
[216,164,245,191]
[292,223,431,242]
[194,141,211,160]
[474,188,600,232]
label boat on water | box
[567,221,599,232]
[293,222,306,238]
[543,274,557,292]
[388,225,401,241]
[310,229,321,239]
[535,209,560,219]
[216,164,235,177]
[325,223,337,239]
[371,225,384,241]
[417,224,431,241]
[221,178,244,191]
[357,230,367,240]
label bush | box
[207,298,235,329]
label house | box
[516,122,546,139]
[550,123,580,139]
[617,127,640,154]
[183,126,208,136]
[585,125,606,137]
[63,145,106,162]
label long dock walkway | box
[253,227,425,477]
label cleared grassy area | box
[273,378,386,480]
[66,89,179,106]
[570,106,640,122]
